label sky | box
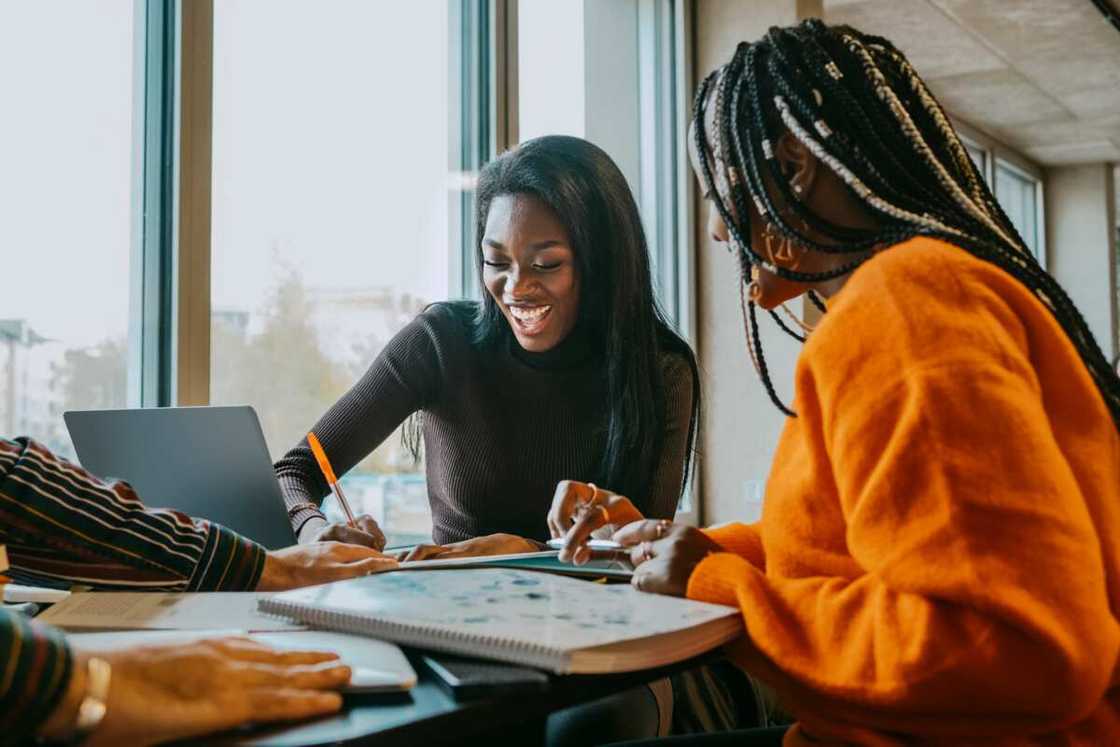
[0,2,134,347]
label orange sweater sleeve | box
[688,359,1120,737]
[702,523,764,569]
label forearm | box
[0,610,73,744]
[1,438,265,591]
[276,472,329,539]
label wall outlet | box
[742,479,766,522]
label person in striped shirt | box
[1,436,396,744]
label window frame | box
[131,0,180,408]
[954,118,1047,269]
[137,0,697,523]
[504,0,699,523]
[160,0,494,407]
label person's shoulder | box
[808,236,1038,386]
[412,300,480,341]
[841,235,1025,309]
[656,337,698,391]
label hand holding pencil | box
[296,432,387,551]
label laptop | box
[64,406,296,549]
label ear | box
[774,131,818,200]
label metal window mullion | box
[456,0,497,299]
[132,0,177,408]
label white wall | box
[1046,164,1118,360]
[693,0,821,525]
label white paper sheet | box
[37,592,303,631]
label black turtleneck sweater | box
[275,302,695,544]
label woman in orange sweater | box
[550,19,1120,747]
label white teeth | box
[509,305,551,322]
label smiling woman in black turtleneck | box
[273,135,700,560]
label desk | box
[228,650,715,747]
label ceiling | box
[823,0,1120,166]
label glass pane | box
[210,0,454,546]
[963,141,987,184]
[0,2,135,459]
[518,0,585,141]
[995,161,1039,260]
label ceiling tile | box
[933,0,1120,118]
[928,69,1067,128]
[823,0,1006,79]
[932,0,1114,63]
[990,117,1120,150]
[1024,141,1120,165]
[1060,81,1120,121]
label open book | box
[260,568,743,674]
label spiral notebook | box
[259,568,743,674]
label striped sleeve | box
[0,437,265,591]
[0,609,72,743]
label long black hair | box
[694,19,1120,429]
[472,135,700,506]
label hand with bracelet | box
[37,637,352,745]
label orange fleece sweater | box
[687,237,1120,746]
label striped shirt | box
[0,436,267,741]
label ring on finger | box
[640,541,654,563]
[655,520,671,539]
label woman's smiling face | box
[481,193,581,353]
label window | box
[957,128,1046,267]
[0,2,136,458]
[516,0,697,519]
[209,0,466,546]
[517,0,585,141]
[516,0,690,332]
[962,139,989,184]
[995,159,1041,261]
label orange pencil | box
[307,432,357,527]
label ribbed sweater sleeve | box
[274,306,445,536]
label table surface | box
[221,649,714,747]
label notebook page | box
[263,568,737,652]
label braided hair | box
[694,19,1120,429]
